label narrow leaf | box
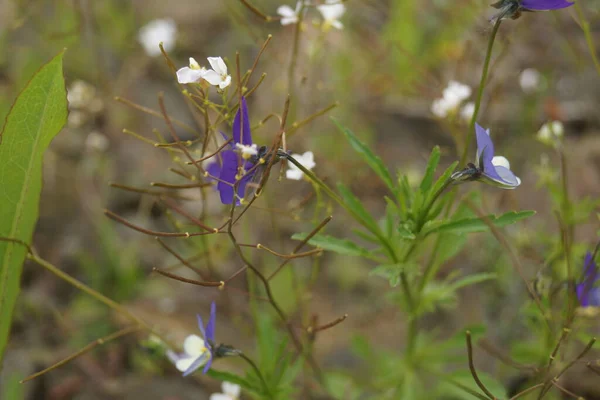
[420,146,440,193]
[337,183,380,234]
[291,233,375,259]
[0,51,67,364]
[424,211,536,236]
[332,118,395,192]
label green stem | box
[239,352,272,399]
[574,2,600,77]
[459,18,502,168]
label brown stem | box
[152,268,223,288]
[466,331,497,400]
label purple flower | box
[491,0,573,19]
[451,123,521,189]
[576,252,600,307]
[520,0,574,10]
[205,97,266,205]
[167,302,217,376]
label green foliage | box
[332,118,396,194]
[291,233,380,261]
[0,51,67,365]
[423,211,536,236]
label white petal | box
[209,395,233,400]
[138,18,177,57]
[330,20,344,30]
[202,70,223,86]
[189,57,201,69]
[223,382,241,397]
[280,16,298,25]
[183,334,205,357]
[292,151,315,170]
[286,168,304,180]
[177,67,205,84]
[219,75,232,89]
[277,5,296,17]
[491,156,511,170]
[207,57,227,75]
[460,102,475,122]
[175,356,197,372]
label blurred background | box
[1,0,600,399]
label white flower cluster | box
[431,81,474,122]
[278,1,346,30]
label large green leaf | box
[332,118,396,192]
[0,52,67,365]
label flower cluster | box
[177,57,231,89]
[277,0,346,30]
[431,81,474,122]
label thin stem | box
[574,2,600,77]
[239,352,272,399]
[21,326,139,383]
[509,383,545,400]
[460,18,502,167]
[466,331,497,400]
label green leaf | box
[397,223,416,240]
[0,51,67,364]
[291,233,376,260]
[332,118,395,192]
[337,182,380,234]
[420,146,440,193]
[447,273,497,292]
[207,369,261,394]
[424,211,536,236]
[370,262,417,287]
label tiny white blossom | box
[443,81,472,105]
[519,68,541,93]
[67,80,96,109]
[85,131,109,152]
[431,81,472,119]
[286,151,315,180]
[235,143,259,160]
[460,102,475,122]
[277,2,302,25]
[210,382,241,400]
[203,57,232,89]
[167,334,210,373]
[138,18,177,57]
[177,57,208,84]
[317,0,346,30]
[537,121,564,147]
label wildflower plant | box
[2,0,600,400]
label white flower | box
[286,151,315,180]
[138,18,177,57]
[85,131,109,152]
[443,81,472,105]
[177,57,208,84]
[317,0,346,30]
[203,57,232,89]
[519,68,541,93]
[537,120,564,147]
[210,382,241,400]
[166,334,211,373]
[431,81,472,119]
[235,143,258,160]
[460,102,475,122]
[277,2,302,25]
